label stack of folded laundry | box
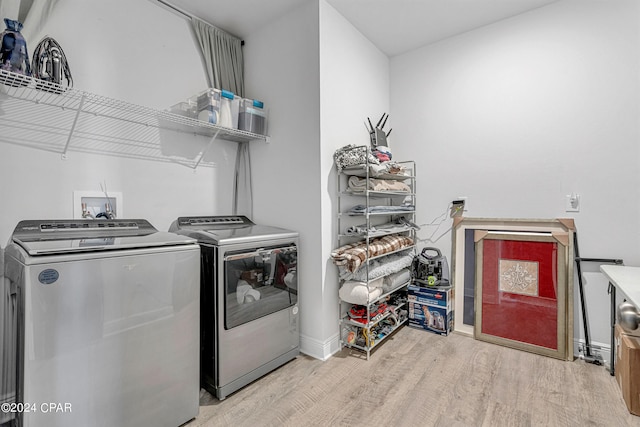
[347,175,410,193]
[373,145,392,162]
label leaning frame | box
[451,217,574,361]
[474,230,570,360]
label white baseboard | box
[300,332,341,361]
[574,338,611,367]
[301,334,612,364]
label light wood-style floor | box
[185,326,640,427]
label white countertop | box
[600,265,640,308]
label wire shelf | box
[0,69,267,168]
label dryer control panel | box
[175,216,253,229]
[12,219,157,241]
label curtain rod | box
[155,0,244,45]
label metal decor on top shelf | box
[0,69,267,169]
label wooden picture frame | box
[451,218,574,360]
[475,230,570,360]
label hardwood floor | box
[185,326,640,427]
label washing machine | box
[169,215,299,400]
[1,219,201,427]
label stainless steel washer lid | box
[169,216,298,245]
[11,219,197,255]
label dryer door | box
[223,244,297,329]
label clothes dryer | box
[1,219,200,427]
[169,215,299,400]
[0,247,12,427]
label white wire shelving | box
[0,69,268,169]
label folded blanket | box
[342,163,387,177]
[331,234,414,273]
[345,222,411,237]
[339,268,412,305]
[347,176,410,193]
[334,144,379,171]
[339,277,384,305]
[382,268,411,292]
[348,204,415,215]
[341,161,408,179]
[339,253,414,281]
[344,217,419,237]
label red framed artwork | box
[474,230,570,360]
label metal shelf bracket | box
[62,93,86,159]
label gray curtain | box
[233,141,252,217]
[191,18,251,218]
[191,18,244,97]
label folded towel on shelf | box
[339,253,414,282]
[331,234,414,273]
[344,224,369,236]
[339,277,384,305]
[341,161,408,179]
[344,217,419,237]
[347,176,410,193]
[348,204,415,215]
[344,223,408,237]
[382,268,411,292]
[339,268,412,304]
[385,180,410,192]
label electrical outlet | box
[450,197,467,218]
[565,193,580,212]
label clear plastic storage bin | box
[195,88,222,125]
[218,90,240,129]
[194,88,241,129]
[168,101,197,119]
[238,98,268,135]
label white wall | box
[390,0,640,355]
[4,0,637,364]
[241,0,390,359]
[242,1,324,357]
[1,0,386,363]
[318,0,390,356]
[0,0,239,245]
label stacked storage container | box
[170,89,268,135]
[195,88,222,125]
[238,98,268,135]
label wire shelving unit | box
[0,69,267,169]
